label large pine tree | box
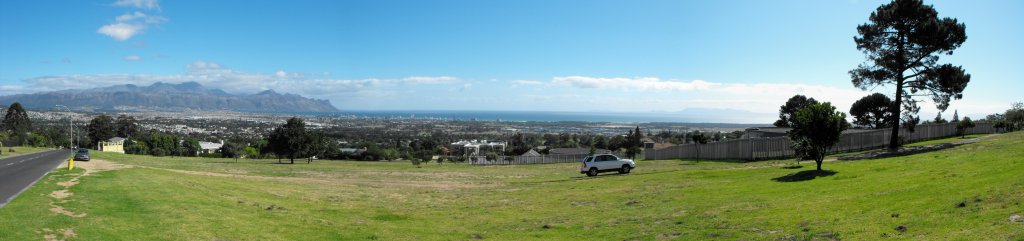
[850,0,970,149]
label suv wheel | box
[619,165,631,174]
[587,168,598,177]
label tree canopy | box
[774,95,819,127]
[850,93,895,129]
[115,115,139,138]
[2,102,32,143]
[956,116,975,138]
[787,102,848,171]
[932,112,948,124]
[266,117,321,164]
[1006,102,1024,131]
[87,115,116,149]
[850,0,970,149]
[625,126,643,159]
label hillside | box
[0,82,339,113]
[0,132,1021,240]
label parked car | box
[73,148,90,161]
[580,154,635,177]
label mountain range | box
[0,82,339,112]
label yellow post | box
[68,158,74,170]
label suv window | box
[583,156,593,162]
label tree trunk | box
[816,159,823,171]
[290,158,294,164]
[889,78,904,150]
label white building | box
[449,140,506,156]
[199,140,224,154]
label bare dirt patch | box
[48,203,86,218]
[40,228,76,241]
[69,159,129,175]
[49,189,72,199]
[48,159,130,217]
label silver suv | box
[580,154,635,177]
[73,148,90,161]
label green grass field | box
[1,132,1022,240]
[0,146,54,158]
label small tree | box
[691,132,709,158]
[850,93,895,129]
[951,110,960,123]
[2,102,32,144]
[933,112,948,124]
[266,117,313,164]
[625,126,643,159]
[306,131,327,164]
[956,116,975,138]
[1006,102,1024,131]
[774,95,819,127]
[788,102,849,171]
[181,138,201,157]
[220,141,242,161]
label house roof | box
[339,148,366,153]
[199,141,223,150]
[520,149,541,157]
[548,148,611,155]
[107,137,126,143]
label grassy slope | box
[0,133,1022,240]
[0,146,54,158]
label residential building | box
[98,137,126,154]
[450,140,506,156]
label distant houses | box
[198,141,224,155]
[449,140,506,156]
[741,127,882,139]
[519,149,541,157]
[548,148,610,156]
[98,137,126,153]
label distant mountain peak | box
[0,82,339,113]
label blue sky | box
[1,0,1021,123]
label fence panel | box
[645,122,996,161]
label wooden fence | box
[465,152,630,166]
[645,122,997,161]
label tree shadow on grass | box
[772,170,837,182]
[782,165,804,169]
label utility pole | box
[55,105,73,149]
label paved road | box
[0,149,72,208]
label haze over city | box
[1,0,1021,123]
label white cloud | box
[553,76,717,91]
[510,80,544,87]
[449,83,473,92]
[124,55,143,61]
[115,11,167,24]
[97,23,146,41]
[275,70,287,78]
[401,76,458,84]
[99,3,168,41]
[113,0,160,10]
[542,75,877,122]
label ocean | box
[310,110,770,124]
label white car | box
[580,154,636,177]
